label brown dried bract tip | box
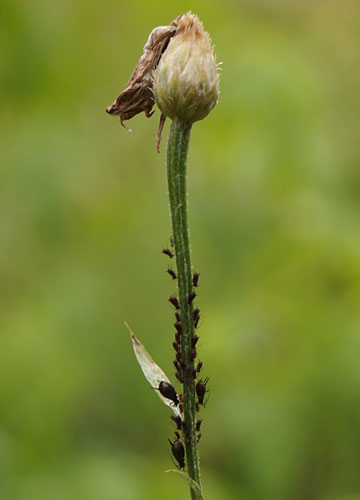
[156,113,166,153]
[106,22,178,127]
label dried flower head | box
[153,12,219,124]
[106,13,219,149]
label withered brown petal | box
[107,82,155,127]
[106,22,178,127]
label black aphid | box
[196,377,209,405]
[175,312,181,322]
[175,332,181,344]
[175,372,184,383]
[192,368,197,379]
[196,419,203,432]
[176,351,183,363]
[173,360,180,371]
[179,402,184,413]
[188,291,196,304]
[196,360,203,372]
[193,308,200,327]
[174,322,182,334]
[172,341,179,352]
[190,347,197,361]
[167,268,177,280]
[158,381,179,406]
[170,415,182,430]
[168,438,185,469]
[169,295,179,309]
[192,335,199,347]
[193,272,200,287]
[162,248,174,258]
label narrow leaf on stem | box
[126,321,182,418]
[165,470,205,500]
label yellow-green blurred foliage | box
[1,1,360,499]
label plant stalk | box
[166,118,202,499]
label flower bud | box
[153,12,219,124]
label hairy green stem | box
[167,118,202,499]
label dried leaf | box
[125,322,181,418]
[106,22,178,126]
[165,469,204,500]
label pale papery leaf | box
[125,322,182,418]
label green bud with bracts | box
[153,12,219,124]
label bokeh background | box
[1,0,360,499]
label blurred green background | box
[1,1,360,499]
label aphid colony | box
[157,244,210,469]
[156,378,207,468]
[157,379,209,410]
